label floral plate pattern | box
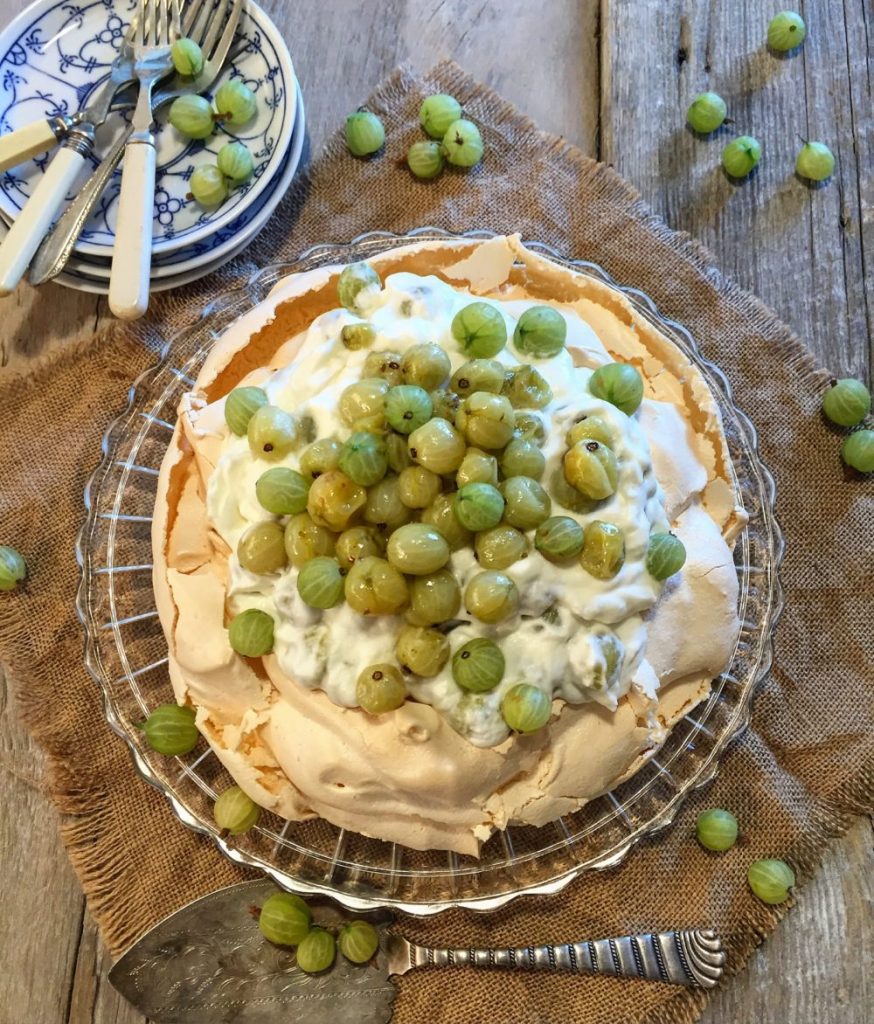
[0,0,295,256]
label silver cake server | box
[109,880,725,1023]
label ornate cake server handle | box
[386,928,726,988]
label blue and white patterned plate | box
[0,0,295,256]
[57,75,305,286]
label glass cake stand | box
[76,228,784,915]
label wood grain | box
[0,1,870,1022]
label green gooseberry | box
[214,785,260,834]
[822,378,870,426]
[589,362,643,415]
[451,301,507,358]
[441,118,483,168]
[796,141,834,182]
[686,92,727,134]
[217,141,254,184]
[841,429,874,472]
[214,80,257,125]
[338,920,380,963]
[767,11,806,51]
[747,859,796,904]
[696,808,739,852]
[420,94,462,139]
[722,136,761,178]
[345,110,385,156]
[228,608,274,657]
[297,928,337,973]
[513,306,567,359]
[259,892,312,946]
[338,262,382,311]
[140,704,198,755]
[189,164,227,207]
[171,38,204,77]
[501,683,551,733]
[407,140,445,179]
[646,532,687,580]
[0,545,27,591]
[225,386,268,435]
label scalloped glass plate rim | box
[76,227,785,916]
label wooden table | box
[1,1,870,1021]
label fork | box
[0,18,138,295]
[30,0,242,287]
[108,0,180,320]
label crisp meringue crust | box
[152,236,746,856]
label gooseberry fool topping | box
[589,362,643,415]
[338,262,382,312]
[564,440,619,499]
[247,404,297,460]
[513,306,567,358]
[454,482,505,532]
[224,386,267,435]
[297,556,346,609]
[338,431,389,486]
[645,532,687,580]
[501,683,551,733]
[386,523,450,575]
[452,637,505,692]
[451,301,508,358]
[396,624,450,677]
[464,570,519,623]
[401,343,451,390]
[580,520,626,580]
[255,467,310,515]
[356,662,406,713]
[228,608,274,657]
[386,385,433,434]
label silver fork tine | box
[186,0,212,46]
[199,0,226,56]
[136,0,146,46]
[172,0,182,39]
[181,0,207,37]
[206,0,242,60]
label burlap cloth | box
[1,61,871,1024]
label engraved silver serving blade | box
[109,880,397,1024]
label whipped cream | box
[203,272,672,747]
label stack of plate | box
[0,0,303,294]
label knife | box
[109,880,725,1023]
[0,24,138,295]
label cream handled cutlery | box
[0,21,138,296]
[30,0,244,288]
[108,0,180,320]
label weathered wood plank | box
[700,817,873,1024]
[0,670,86,1024]
[601,0,872,380]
